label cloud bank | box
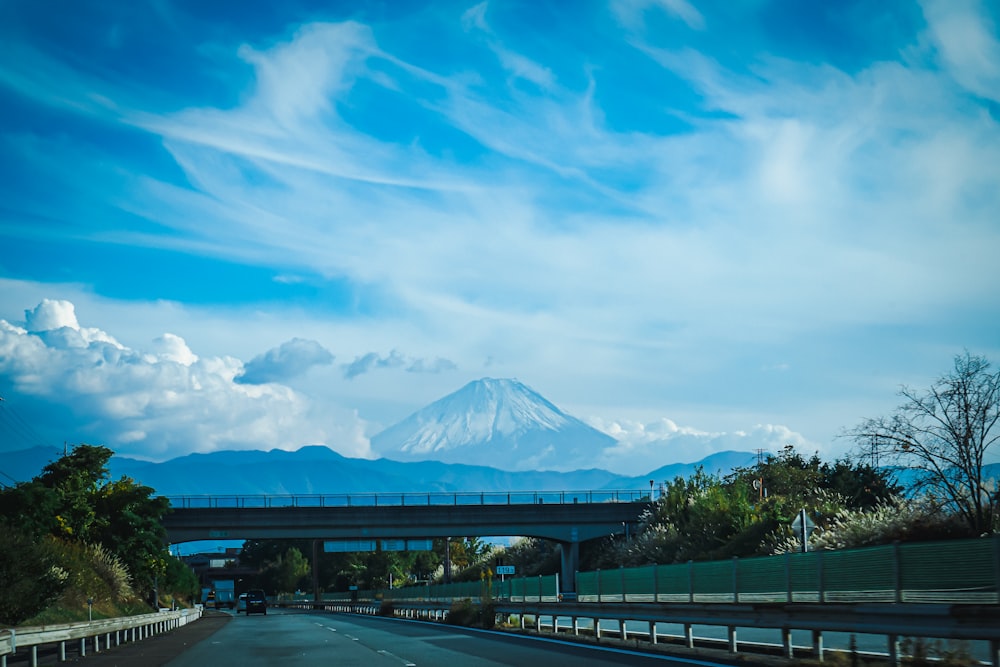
[0,300,371,460]
[0,300,815,472]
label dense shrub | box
[446,598,496,629]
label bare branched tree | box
[846,352,1000,535]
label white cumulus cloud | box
[0,300,372,461]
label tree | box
[90,476,170,596]
[846,352,1000,535]
[260,547,311,595]
[0,445,175,601]
[0,521,68,625]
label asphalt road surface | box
[163,608,734,667]
[6,609,754,667]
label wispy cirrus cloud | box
[343,351,457,380]
[0,0,997,468]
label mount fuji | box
[371,378,617,472]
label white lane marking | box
[344,633,360,641]
[378,649,416,666]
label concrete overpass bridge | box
[162,490,650,593]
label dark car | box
[245,589,267,615]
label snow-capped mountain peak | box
[370,378,616,472]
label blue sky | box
[1,0,998,474]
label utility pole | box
[312,539,320,603]
[445,538,452,584]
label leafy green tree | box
[90,477,170,596]
[604,445,905,566]
[0,521,68,626]
[162,554,201,603]
[35,445,114,540]
[821,459,901,510]
[0,445,177,603]
[261,547,311,595]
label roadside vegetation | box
[432,352,1000,578]
[0,445,199,627]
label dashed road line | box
[378,649,416,666]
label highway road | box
[164,608,732,667]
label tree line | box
[0,445,198,626]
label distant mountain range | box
[2,376,762,494]
[1,445,758,496]
[371,378,617,472]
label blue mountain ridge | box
[2,445,755,495]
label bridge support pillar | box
[557,540,579,595]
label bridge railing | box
[164,490,648,508]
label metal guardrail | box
[164,490,648,508]
[300,597,1000,667]
[1,608,202,665]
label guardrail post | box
[732,556,739,603]
[596,568,601,602]
[783,627,793,658]
[993,535,999,604]
[888,634,900,667]
[685,624,694,649]
[893,541,902,603]
[688,560,694,603]
[813,629,824,662]
[818,550,825,603]
[728,626,737,653]
[785,551,792,602]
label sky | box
[1,0,998,475]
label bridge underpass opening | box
[162,492,650,595]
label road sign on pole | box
[790,509,815,552]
